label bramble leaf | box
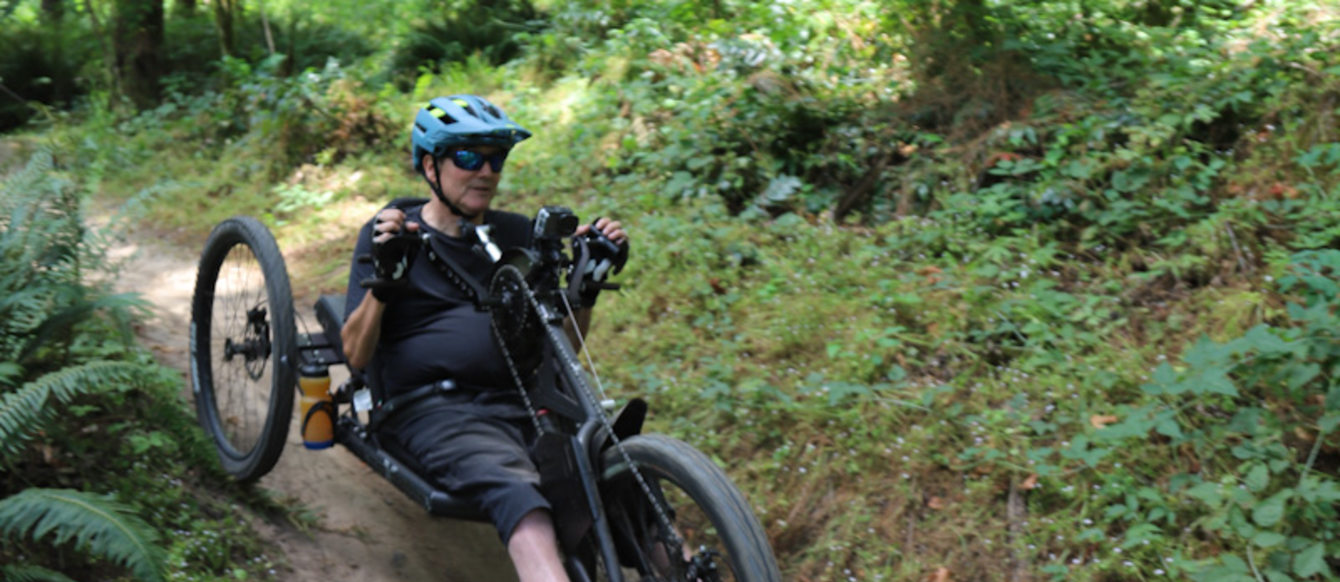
[1293,542,1330,578]
[1244,465,1269,493]
[1251,491,1289,528]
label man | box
[341,94,627,582]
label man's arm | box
[341,208,418,369]
[342,291,385,370]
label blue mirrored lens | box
[450,149,507,172]
[451,150,485,171]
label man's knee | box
[507,509,556,548]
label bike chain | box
[487,264,688,557]
[487,266,545,436]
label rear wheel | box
[189,216,297,481]
[600,434,781,582]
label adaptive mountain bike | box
[188,207,781,581]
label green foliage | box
[1082,248,1340,580]
[0,361,148,460]
[0,563,79,582]
[0,151,143,365]
[0,151,274,580]
[207,55,393,169]
[382,0,543,87]
[0,489,166,582]
[25,0,1340,579]
[0,14,101,131]
[236,11,375,76]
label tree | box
[112,0,164,109]
[41,0,64,21]
[213,0,238,57]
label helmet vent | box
[426,105,456,125]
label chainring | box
[489,262,545,376]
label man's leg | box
[508,509,570,582]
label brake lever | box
[579,217,628,275]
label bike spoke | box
[652,479,734,581]
[210,243,272,459]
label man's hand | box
[367,209,421,303]
[574,217,627,246]
[572,217,629,308]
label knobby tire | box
[601,434,782,582]
[190,216,297,482]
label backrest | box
[314,294,373,392]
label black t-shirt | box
[344,202,533,399]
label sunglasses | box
[446,148,509,173]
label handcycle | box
[187,204,782,581]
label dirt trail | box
[108,229,517,582]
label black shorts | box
[380,392,550,545]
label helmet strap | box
[424,154,480,222]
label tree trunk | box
[42,0,73,105]
[83,0,123,104]
[42,0,64,21]
[258,0,275,55]
[113,0,164,109]
[213,0,237,58]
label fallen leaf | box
[924,566,952,582]
[927,496,946,510]
[1090,414,1119,429]
[1020,474,1039,490]
[917,265,944,285]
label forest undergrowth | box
[0,151,290,581]
[5,0,1340,580]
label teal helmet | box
[411,95,532,172]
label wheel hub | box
[222,306,271,380]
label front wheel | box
[600,434,781,582]
[189,216,297,482]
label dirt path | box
[107,227,517,582]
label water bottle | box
[298,364,334,450]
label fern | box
[0,361,146,462]
[0,488,165,582]
[0,152,174,580]
[1,149,92,364]
[14,292,146,363]
[0,563,80,582]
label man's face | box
[426,145,507,217]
